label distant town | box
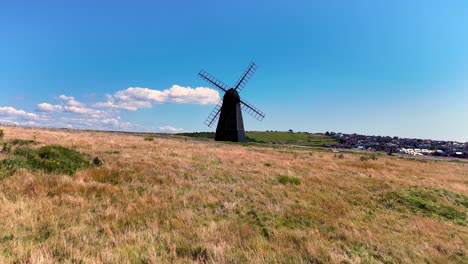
[325,132,468,159]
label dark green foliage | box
[0,158,26,180]
[178,132,215,139]
[9,139,36,146]
[176,243,209,262]
[2,138,37,153]
[143,136,154,141]
[278,175,301,185]
[0,129,4,140]
[12,145,91,175]
[383,188,467,225]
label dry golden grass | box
[0,126,467,263]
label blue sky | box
[1,1,467,141]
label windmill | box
[198,62,265,142]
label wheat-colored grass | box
[0,126,467,263]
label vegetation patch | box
[278,175,301,185]
[143,136,154,141]
[2,138,37,153]
[104,150,120,154]
[177,131,338,147]
[382,188,467,225]
[0,145,92,176]
[0,158,26,180]
[176,243,209,262]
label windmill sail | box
[240,99,265,121]
[198,70,228,92]
[234,62,257,93]
[204,100,223,127]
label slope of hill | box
[0,126,467,263]
[178,131,338,147]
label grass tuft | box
[278,175,301,185]
[176,243,209,262]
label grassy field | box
[178,131,338,147]
[0,126,467,263]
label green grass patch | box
[246,131,337,147]
[176,243,209,262]
[104,150,120,154]
[177,131,338,147]
[0,158,26,180]
[9,145,91,175]
[382,188,467,225]
[178,132,215,139]
[143,136,154,141]
[2,138,37,153]
[278,175,301,185]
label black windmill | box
[198,62,265,142]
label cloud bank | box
[95,85,220,111]
[1,84,218,132]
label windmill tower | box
[198,62,265,142]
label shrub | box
[2,139,37,153]
[0,129,4,141]
[278,175,301,185]
[144,136,154,141]
[9,139,36,146]
[14,145,91,175]
[0,158,25,180]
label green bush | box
[0,129,4,140]
[278,175,301,185]
[9,139,36,146]
[2,139,37,153]
[13,145,91,175]
[0,158,25,180]
[144,136,154,141]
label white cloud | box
[95,85,220,111]
[37,103,63,112]
[57,95,83,107]
[38,95,102,116]
[0,106,38,119]
[157,125,184,134]
[4,84,213,132]
[63,106,101,116]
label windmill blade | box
[204,100,223,127]
[240,99,265,121]
[234,62,257,93]
[198,70,228,93]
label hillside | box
[178,131,338,147]
[0,126,467,263]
